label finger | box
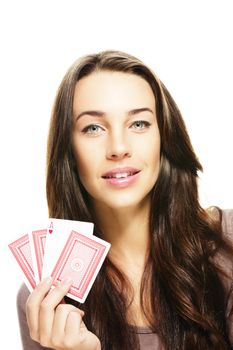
[63,310,84,348]
[26,277,53,341]
[64,311,100,350]
[38,277,73,345]
[65,309,84,335]
[53,304,77,335]
[50,304,78,347]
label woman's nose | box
[106,131,132,160]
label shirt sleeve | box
[17,283,52,350]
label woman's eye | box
[81,124,103,134]
[131,120,151,130]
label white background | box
[0,1,232,348]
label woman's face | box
[72,71,161,211]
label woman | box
[17,50,233,349]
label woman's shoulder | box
[220,209,233,344]
[17,282,30,313]
[208,207,233,293]
[221,208,233,237]
[206,206,233,236]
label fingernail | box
[61,277,73,286]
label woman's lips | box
[101,167,140,187]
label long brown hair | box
[46,50,232,349]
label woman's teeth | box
[106,172,133,179]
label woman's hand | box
[26,277,101,350]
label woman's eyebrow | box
[76,107,154,121]
[129,107,154,116]
[76,110,105,120]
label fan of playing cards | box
[8,219,111,303]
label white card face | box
[28,224,48,284]
[42,219,94,279]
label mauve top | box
[17,209,233,350]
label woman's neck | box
[92,198,151,265]
[92,199,153,328]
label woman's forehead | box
[73,71,156,113]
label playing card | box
[51,230,111,303]
[42,218,94,279]
[8,234,36,291]
[28,226,48,284]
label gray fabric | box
[17,209,233,349]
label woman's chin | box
[92,194,151,214]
